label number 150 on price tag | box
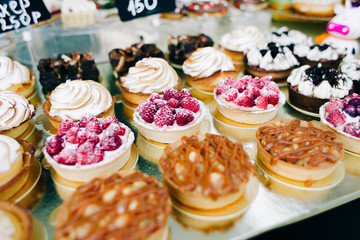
[115,0,175,21]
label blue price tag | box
[116,0,176,21]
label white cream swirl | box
[341,59,360,81]
[219,26,265,52]
[49,80,112,120]
[0,135,22,173]
[0,57,31,91]
[267,26,313,46]
[121,58,179,94]
[294,44,344,61]
[0,91,35,131]
[182,47,235,78]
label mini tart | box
[0,139,35,200]
[42,80,115,130]
[186,1,228,17]
[0,201,33,240]
[214,76,285,124]
[256,119,344,182]
[0,57,36,99]
[341,59,360,94]
[55,171,171,240]
[291,0,341,17]
[120,57,181,105]
[43,116,135,182]
[0,91,36,138]
[159,134,255,210]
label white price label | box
[127,0,158,17]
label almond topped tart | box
[0,91,35,139]
[256,119,344,182]
[55,171,171,240]
[133,88,207,144]
[43,114,135,183]
[159,133,256,211]
[43,80,115,130]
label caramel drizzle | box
[256,119,343,167]
[55,172,171,240]
[160,134,255,201]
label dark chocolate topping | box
[305,66,345,87]
[310,44,331,51]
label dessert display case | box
[5,5,360,240]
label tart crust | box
[292,2,338,17]
[256,119,343,181]
[42,96,115,130]
[7,70,36,99]
[219,45,245,63]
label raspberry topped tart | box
[214,76,285,124]
[320,94,360,154]
[244,42,299,81]
[256,119,344,181]
[56,171,171,240]
[133,88,207,143]
[43,114,134,182]
[185,1,228,17]
[287,65,353,114]
[159,133,255,210]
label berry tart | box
[287,65,353,114]
[266,26,313,47]
[120,57,180,105]
[214,76,285,124]
[38,52,99,96]
[256,119,344,181]
[219,26,266,63]
[0,91,36,139]
[168,34,214,66]
[159,133,255,210]
[43,80,115,130]
[43,115,135,182]
[109,42,165,78]
[133,88,207,143]
[55,171,171,240]
[320,94,360,154]
[293,44,346,68]
[341,59,360,94]
[291,0,341,17]
[244,42,299,81]
[182,47,237,92]
[0,56,37,103]
[185,1,228,17]
[0,136,35,201]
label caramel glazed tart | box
[159,133,255,210]
[55,171,172,240]
[256,119,344,182]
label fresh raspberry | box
[77,142,96,165]
[58,120,77,136]
[343,122,360,138]
[102,117,120,130]
[86,131,100,144]
[163,88,179,101]
[106,122,126,136]
[326,109,346,127]
[57,149,77,165]
[343,93,360,105]
[45,135,64,156]
[256,95,268,109]
[149,93,162,102]
[93,147,105,163]
[100,131,122,151]
[267,81,280,94]
[233,78,248,93]
[325,98,343,113]
[179,88,193,100]
[249,87,261,99]
[215,83,230,96]
[235,94,255,108]
[252,78,265,89]
[267,92,279,105]
[223,88,238,102]
[154,106,175,127]
[86,119,103,134]
[168,98,180,108]
[154,99,167,110]
[77,129,87,146]
[260,76,272,84]
[176,109,195,126]
[65,126,79,144]
[79,114,97,128]
[138,100,157,123]
[224,77,236,86]
[181,97,200,113]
